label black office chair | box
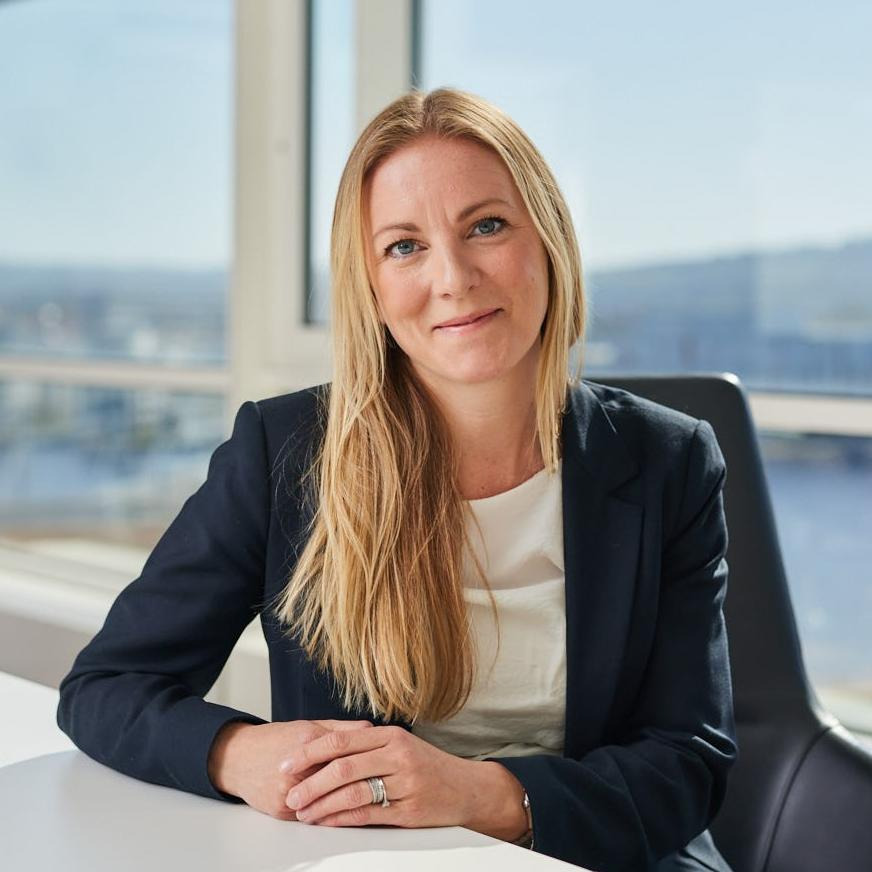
[591,372,872,872]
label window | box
[0,0,233,549]
[417,0,872,730]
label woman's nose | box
[430,239,480,297]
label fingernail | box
[279,758,294,773]
[288,790,301,808]
[296,809,309,822]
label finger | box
[279,758,328,777]
[288,725,395,775]
[294,755,402,820]
[277,721,370,775]
[287,747,395,811]
[311,801,396,829]
[295,776,382,823]
[286,762,324,781]
[311,719,374,731]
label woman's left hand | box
[280,725,526,837]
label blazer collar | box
[560,380,644,756]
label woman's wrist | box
[464,761,531,843]
[208,721,257,796]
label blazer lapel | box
[561,381,643,757]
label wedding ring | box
[367,775,390,807]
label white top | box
[411,463,566,759]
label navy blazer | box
[57,379,737,871]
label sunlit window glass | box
[0,0,232,363]
[0,381,223,551]
[0,0,232,551]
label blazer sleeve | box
[56,400,272,804]
[487,418,738,871]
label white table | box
[0,671,583,871]
[0,670,76,766]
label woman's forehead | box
[364,137,519,220]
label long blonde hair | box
[271,87,585,723]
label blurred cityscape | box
[584,238,872,395]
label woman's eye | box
[385,239,419,258]
[472,216,505,236]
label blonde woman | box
[58,88,736,872]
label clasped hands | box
[279,726,466,826]
[210,718,528,840]
[283,723,500,831]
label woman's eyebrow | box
[372,197,513,240]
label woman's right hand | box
[208,719,374,820]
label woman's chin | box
[428,364,513,387]
[408,348,531,389]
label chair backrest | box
[590,372,872,872]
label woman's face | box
[363,135,550,392]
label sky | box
[1,0,870,272]
[420,0,872,270]
[0,0,233,270]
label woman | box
[57,88,736,872]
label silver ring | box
[366,776,390,807]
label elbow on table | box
[55,668,121,764]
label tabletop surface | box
[0,670,75,767]
[0,672,583,871]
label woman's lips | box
[434,309,501,334]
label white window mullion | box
[354,0,414,133]
[231,0,330,424]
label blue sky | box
[1,0,870,272]
[0,1,233,269]
[421,0,872,269]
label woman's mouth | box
[434,309,501,334]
